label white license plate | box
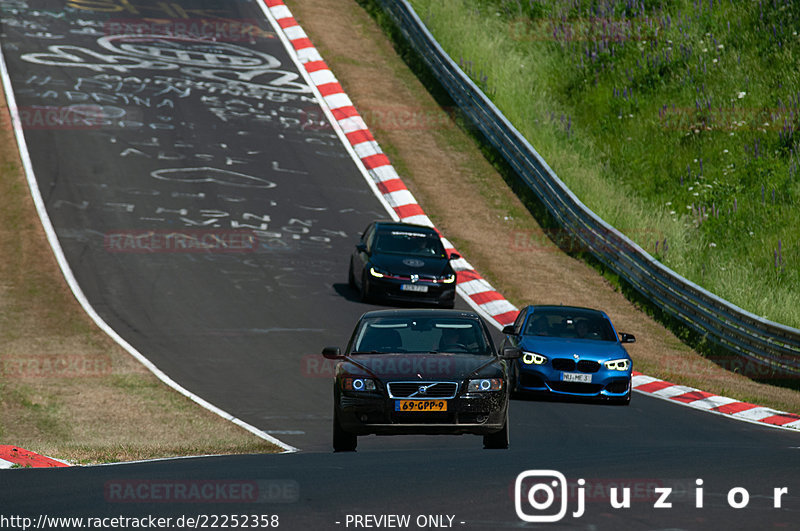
[562,372,592,383]
[401,284,428,293]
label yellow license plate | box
[395,400,448,412]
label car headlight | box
[604,359,631,371]
[343,377,376,391]
[522,351,547,365]
[369,267,386,278]
[467,378,503,392]
[441,273,456,284]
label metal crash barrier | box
[376,0,800,377]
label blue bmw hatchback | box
[501,305,635,405]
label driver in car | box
[438,327,470,352]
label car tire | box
[348,258,357,289]
[483,411,509,449]
[333,410,357,452]
[611,382,632,406]
[509,365,521,399]
[614,392,632,406]
[359,272,372,303]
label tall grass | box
[410,0,800,327]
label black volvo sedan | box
[348,221,460,308]
[323,309,520,451]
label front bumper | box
[336,392,507,436]
[365,275,456,306]
[516,364,631,399]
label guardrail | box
[375,0,800,377]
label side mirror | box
[502,325,515,335]
[355,242,367,253]
[449,252,461,260]
[322,346,344,359]
[619,333,636,344]
[500,346,522,359]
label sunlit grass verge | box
[0,91,279,464]
[409,0,800,328]
[0,375,278,465]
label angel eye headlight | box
[467,378,503,392]
[604,359,631,371]
[442,273,456,284]
[522,351,547,365]
[369,267,385,278]
[344,378,376,391]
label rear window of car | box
[352,317,491,354]
[373,230,446,258]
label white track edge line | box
[0,46,298,455]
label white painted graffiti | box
[24,32,65,40]
[2,16,48,32]
[180,67,308,94]
[21,44,179,72]
[21,35,312,94]
[52,195,347,246]
[151,167,276,189]
[97,35,280,69]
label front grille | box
[553,359,600,373]
[552,359,576,371]
[548,382,603,394]
[384,273,440,282]
[388,381,458,399]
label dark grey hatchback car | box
[349,221,460,308]
[323,309,520,452]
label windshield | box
[524,309,617,342]
[352,316,491,354]
[373,230,446,258]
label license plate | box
[395,400,447,412]
[562,372,592,383]
[401,284,428,293]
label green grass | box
[409,0,800,327]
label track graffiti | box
[150,167,277,189]
[22,35,310,94]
